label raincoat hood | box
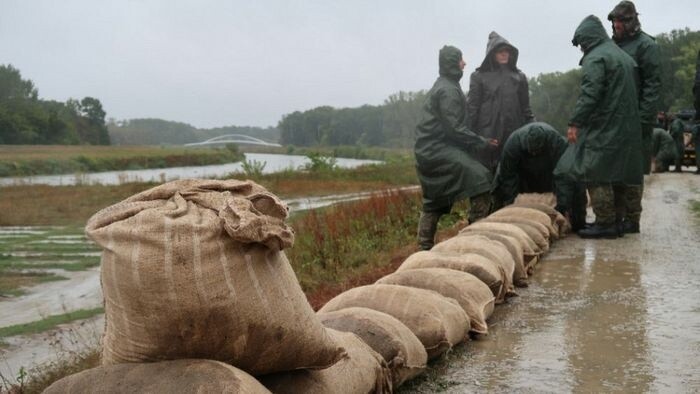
[478,31,519,71]
[572,15,609,63]
[525,123,549,155]
[439,45,463,82]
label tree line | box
[0,64,110,145]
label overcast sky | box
[2,0,699,128]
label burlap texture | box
[480,218,550,252]
[458,231,528,286]
[432,235,515,297]
[398,251,506,302]
[318,284,469,360]
[490,206,559,239]
[44,359,271,394]
[318,307,427,388]
[85,179,344,375]
[259,329,392,394]
[511,201,571,235]
[514,192,557,207]
[377,268,495,335]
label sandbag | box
[514,192,557,207]
[511,201,571,235]
[44,359,271,394]
[376,268,495,335]
[318,307,427,387]
[85,179,344,375]
[458,230,528,286]
[259,329,392,394]
[480,217,550,253]
[398,251,507,302]
[318,284,469,359]
[460,222,539,256]
[431,234,515,296]
[490,206,559,239]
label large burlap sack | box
[44,359,271,394]
[259,329,392,394]
[398,251,507,302]
[318,307,427,387]
[376,268,495,335]
[511,201,571,235]
[85,179,344,375]
[460,222,541,272]
[490,206,559,239]
[480,217,550,253]
[318,284,469,359]
[431,234,515,296]
[457,230,528,287]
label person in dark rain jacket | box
[492,122,587,231]
[668,115,686,172]
[608,1,661,233]
[567,15,643,239]
[651,128,678,173]
[467,31,534,173]
[414,45,497,250]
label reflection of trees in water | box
[566,258,653,392]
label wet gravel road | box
[403,172,700,393]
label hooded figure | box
[650,128,678,172]
[568,15,642,238]
[608,0,660,174]
[414,45,494,250]
[467,31,534,172]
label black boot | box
[417,212,441,250]
[622,220,640,234]
[616,220,625,238]
[578,223,618,239]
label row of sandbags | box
[44,179,565,393]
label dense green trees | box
[0,64,110,145]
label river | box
[0,153,381,187]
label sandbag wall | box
[44,181,566,393]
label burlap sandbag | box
[490,206,559,239]
[460,222,541,272]
[376,268,495,335]
[85,179,344,375]
[318,307,427,387]
[511,201,571,235]
[398,251,507,302]
[480,217,550,253]
[514,192,557,207]
[259,329,392,394]
[431,234,515,296]
[318,284,469,359]
[457,230,528,287]
[44,359,271,394]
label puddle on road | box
[403,255,699,393]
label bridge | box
[184,134,282,147]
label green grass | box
[0,307,104,339]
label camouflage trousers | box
[588,183,642,225]
[642,124,653,175]
[417,193,492,250]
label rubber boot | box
[417,212,441,251]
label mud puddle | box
[403,173,700,393]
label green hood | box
[478,31,519,72]
[572,15,610,62]
[439,45,463,82]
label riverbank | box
[0,145,244,177]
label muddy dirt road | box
[404,172,700,393]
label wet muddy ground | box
[403,172,700,393]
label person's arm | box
[569,58,605,130]
[438,86,492,151]
[519,72,535,123]
[466,72,483,131]
[637,40,661,125]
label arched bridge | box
[184,134,281,147]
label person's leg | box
[417,211,442,251]
[612,183,626,237]
[623,183,643,233]
[468,192,492,223]
[579,183,618,239]
[641,124,653,175]
[674,140,684,172]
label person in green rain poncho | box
[414,45,498,250]
[567,15,643,239]
[650,128,679,173]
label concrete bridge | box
[184,134,281,147]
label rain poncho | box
[568,15,643,185]
[651,128,678,164]
[415,45,492,213]
[467,32,534,171]
[492,122,568,206]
